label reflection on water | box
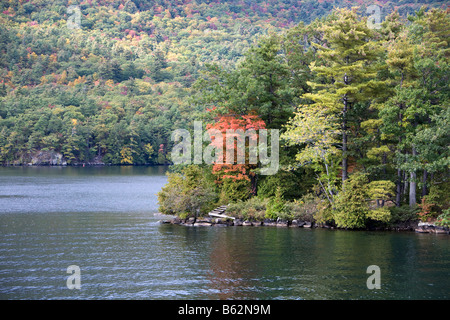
[0,166,449,300]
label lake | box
[0,166,448,300]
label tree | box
[157,165,217,218]
[282,104,340,205]
[205,112,266,201]
[303,7,385,183]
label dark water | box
[0,166,448,300]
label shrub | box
[257,170,310,201]
[332,173,395,229]
[157,165,218,218]
[265,187,286,220]
[418,181,450,221]
[226,197,268,221]
[218,178,252,203]
[333,173,371,229]
[436,209,450,227]
[284,193,323,222]
[388,205,419,226]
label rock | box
[263,219,277,227]
[171,217,182,225]
[234,219,243,226]
[31,150,67,166]
[160,220,171,224]
[252,221,262,226]
[415,226,429,233]
[213,223,228,227]
[183,217,196,226]
[290,220,299,227]
[434,227,449,234]
[242,220,253,226]
[215,218,221,224]
[297,221,306,227]
[276,218,289,227]
[303,222,313,228]
[194,222,212,227]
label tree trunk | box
[342,77,349,183]
[403,170,408,199]
[251,173,258,197]
[396,168,402,207]
[409,147,417,207]
[342,126,348,183]
[422,169,428,197]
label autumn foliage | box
[206,112,266,184]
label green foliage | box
[388,205,420,225]
[436,209,450,227]
[257,170,311,201]
[226,197,268,221]
[418,181,450,221]
[265,187,287,220]
[218,178,252,204]
[284,193,324,223]
[333,173,371,229]
[157,165,218,218]
[333,173,395,229]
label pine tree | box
[303,7,385,183]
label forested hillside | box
[0,0,447,165]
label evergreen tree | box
[303,7,385,183]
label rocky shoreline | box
[414,222,450,234]
[159,216,449,234]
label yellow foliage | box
[120,147,134,164]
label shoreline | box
[159,216,450,234]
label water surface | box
[0,166,448,299]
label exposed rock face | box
[30,150,67,166]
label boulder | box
[193,221,212,227]
[252,221,262,226]
[234,219,243,226]
[213,223,228,227]
[276,218,289,227]
[432,226,449,234]
[242,220,253,226]
[415,226,429,233]
[183,217,196,226]
[303,222,313,228]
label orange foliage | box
[206,111,266,183]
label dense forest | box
[0,1,449,228]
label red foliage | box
[206,111,266,183]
